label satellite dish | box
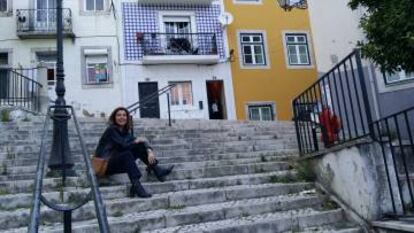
[218,12,234,27]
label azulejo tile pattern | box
[122,3,225,60]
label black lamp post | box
[277,0,308,11]
[48,0,74,181]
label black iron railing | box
[28,106,109,233]
[16,8,72,34]
[292,50,373,155]
[371,106,414,217]
[127,84,176,129]
[0,68,43,112]
[140,32,218,56]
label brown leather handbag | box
[91,156,108,178]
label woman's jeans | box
[105,142,150,181]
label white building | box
[0,0,122,117]
[0,0,236,120]
[116,0,236,120]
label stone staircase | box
[0,118,362,233]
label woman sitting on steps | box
[95,107,174,198]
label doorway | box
[206,80,226,120]
[35,0,56,30]
[138,82,160,118]
[36,52,56,103]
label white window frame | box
[245,101,277,121]
[81,47,113,87]
[169,81,194,107]
[233,0,262,5]
[282,31,315,69]
[0,0,12,17]
[159,11,197,34]
[237,30,270,69]
[80,0,110,15]
[84,0,105,11]
[385,70,414,85]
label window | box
[0,0,7,12]
[86,0,104,11]
[0,52,9,99]
[85,56,108,84]
[285,33,311,66]
[161,15,196,54]
[0,53,8,65]
[169,82,193,106]
[82,48,111,85]
[240,33,266,66]
[386,70,414,84]
[248,105,273,121]
[234,0,261,4]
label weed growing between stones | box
[0,188,10,195]
[296,160,316,182]
[321,199,339,210]
[113,210,124,217]
[1,162,7,175]
[269,173,297,183]
[167,205,185,210]
[1,109,11,122]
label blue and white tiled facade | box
[122,3,226,60]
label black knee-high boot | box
[130,179,152,198]
[147,161,174,182]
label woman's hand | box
[134,137,147,144]
[147,149,156,165]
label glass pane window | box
[285,33,311,66]
[248,105,273,121]
[386,70,414,84]
[240,33,266,66]
[85,55,109,84]
[169,82,193,106]
[86,0,104,11]
[0,53,8,65]
[0,0,7,12]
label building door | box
[0,53,9,99]
[206,80,226,120]
[37,53,56,103]
[36,0,56,30]
[138,82,160,118]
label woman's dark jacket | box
[95,125,136,160]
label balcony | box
[16,8,74,39]
[137,0,214,6]
[140,33,220,64]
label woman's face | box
[115,110,128,127]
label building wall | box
[224,0,318,121]
[119,1,236,120]
[307,0,414,119]
[0,0,123,116]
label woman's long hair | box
[108,107,132,131]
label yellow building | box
[224,0,317,121]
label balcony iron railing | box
[16,8,73,37]
[140,32,218,56]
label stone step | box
[0,139,296,155]
[46,207,343,233]
[2,192,324,232]
[1,129,295,137]
[0,154,290,175]
[287,225,362,233]
[0,150,296,167]
[0,181,311,211]
[0,161,291,182]
[141,209,351,233]
[0,168,295,195]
